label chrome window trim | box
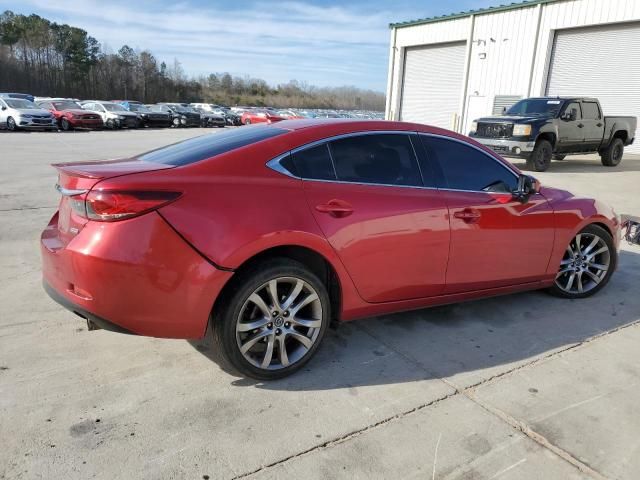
[266,130,520,195]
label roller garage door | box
[546,23,640,154]
[400,42,466,130]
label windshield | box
[53,101,81,110]
[103,103,127,112]
[5,99,37,109]
[506,99,564,116]
[128,104,150,113]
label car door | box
[420,134,555,294]
[0,99,7,124]
[557,101,584,152]
[295,132,450,303]
[580,101,605,151]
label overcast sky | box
[4,0,501,91]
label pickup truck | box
[469,97,636,172]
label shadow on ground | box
[190,249,640,390]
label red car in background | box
[241,109,286,125]
[37,99,103,131]
[41,120,620,380]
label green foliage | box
[0,10,384,110]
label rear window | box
[138,126,288,166]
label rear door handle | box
[315,200,353,218]
[453,209,481,223]
[596,123,603,127]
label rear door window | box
[328,134,423,187]
[582,102,602,120]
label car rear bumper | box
[473,137,535,156]
[41,211,233,339]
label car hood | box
[476,114,552,123]
[13,108,52,116]
[63,109,94,115]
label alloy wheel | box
[555,232,610,294]
[235,276,323,370]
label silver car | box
[80,101,140,129]
[0,97,57,131]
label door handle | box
[596,123,603,127]
[315,200,353,218]
[577,123,584,128]
[453,209,481,223]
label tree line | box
[0,10,385,110]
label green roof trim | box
[389,0,561,29]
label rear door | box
[296,132,450,303]
[557,101,584,152]
[420,135,555,294]
[580,101,605,150]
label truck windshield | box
[506,99,564,116]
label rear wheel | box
[212,258,330,380]
[527,139,553,172]
[548,224,616,299]
[600,138,624,167]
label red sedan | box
[241,109,286,125]
[36,99,103,131]
[41,120,620,379]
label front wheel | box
[7,117,17,131]
[61,118,72,131]
[244,118,251,125]
[212,259,330,380]
[527,139,553,172]
[548,224,616,299]
[600,138,624,167]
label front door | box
[294,133,450,303]
[420,134,555,294]
[557,101,584,152]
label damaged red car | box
[37,99,103,131]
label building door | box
[546,22,640,154]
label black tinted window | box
[582,102,601,120]
[422,136,517,193]
[563,102,582,119]
[329,134,422,187]
[291,144,336,180]
[139,126,287,166]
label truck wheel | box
[552,154,566,161]
[527,139,552,172]
[600,138,624,167]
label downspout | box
[527,3,544,97]
[385,26,398,120]
[459,14,475,133]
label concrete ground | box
[1,128,639,480]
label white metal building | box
[385,0,640,153]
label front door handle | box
[577,123,584,128]
[453,209,481,223]
[315,200,353,218]
[596,122,603,127]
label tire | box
[61,118,72,131]
[526,139,553,172]
[106,119,115,129]
[7,117,17,131]
[212,258,330,380]
[172,117,181,127]
[547,224,616,299]
[552,154,566,161]
[600,137,624,167]
[244,118,251,125]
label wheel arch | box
[535,131,557,148]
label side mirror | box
[513,174,541,203]
[1,106,6,111]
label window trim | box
[267,130,521,195]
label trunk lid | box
[53,159,174,245]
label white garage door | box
[546,23,640,154]
[400,42,466,130]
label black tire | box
[552,154,566,161]
[547,224,616,299]
[7,117,17,131]
[527,139,553,172]
[244,118,251,125]
[212,258,330,380]
[600,137,624,167]
[61,118,72,131]
[172,117,181,127]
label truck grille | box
[477,122,513,138]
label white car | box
[0,97,57,131]
[80,101,140,129]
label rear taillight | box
[70,190,181,221]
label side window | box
[328,134,422,187]
[582,102,601,120]
[563,102,582,120]
[422,136,518,193]
[291,144,336,180]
